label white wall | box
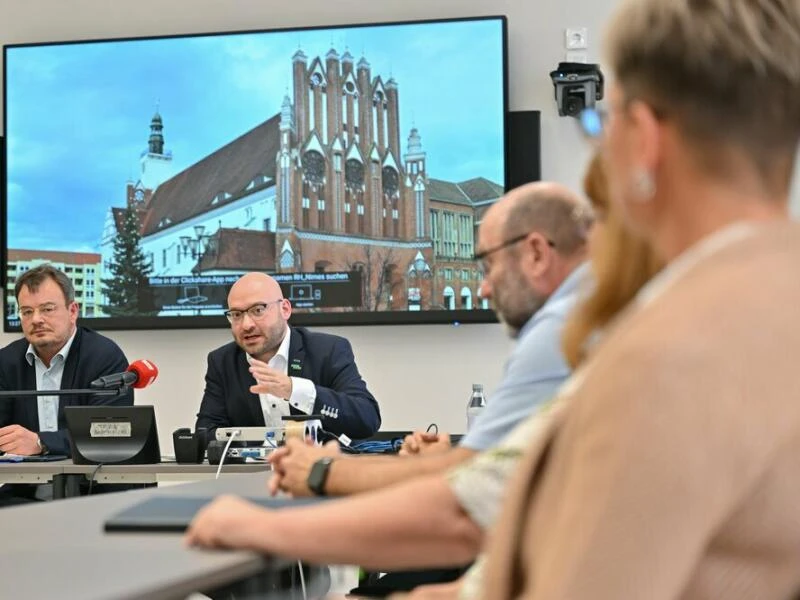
[0,0,616,450]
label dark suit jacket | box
[196,327,380,441]
[0,326,133,456]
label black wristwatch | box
[307,457,334,496]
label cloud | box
[5,18,507,251]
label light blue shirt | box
[24,330,77,433]
[459,263,588,451]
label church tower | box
[404,127,428,239]
[139,109,174,192]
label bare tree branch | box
[341,245,401,311]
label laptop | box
[104,495,326,533]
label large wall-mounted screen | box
[3,16,508,330]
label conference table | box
[0,458,270,497]
[0,472,326,599]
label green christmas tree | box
[101,205,157,316]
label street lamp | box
[407,251,431,311]
[180,225,211,275]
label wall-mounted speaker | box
[506,110,541,191]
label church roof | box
[428,176,503,207]
[141,114,281,236]
[195,228,276,272]
[457,177,504,202]
[428,179,472,206]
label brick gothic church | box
[105,48,502,312]
[274,48,433,309]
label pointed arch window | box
[302,151,325,185]
[382,166,399,197]
[345,159,365,188]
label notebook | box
[104,495,326,533]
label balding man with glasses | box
[263,182,593,499]
[195,272,380,442]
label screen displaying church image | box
[2,16,508,330]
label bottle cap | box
[472,383,483,392]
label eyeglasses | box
[474,233,555,271]
[578,107,608,141]
[224,299,283,323]
[579,103,667,142]
[18,303,61,321]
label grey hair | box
[503,185,593,256]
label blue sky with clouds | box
[4,18,505,252]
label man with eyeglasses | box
[262,182,592,503]
[195,272,380,443]
[0,264,132,505]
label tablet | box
[104,495,326,533]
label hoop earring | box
[633,169,656,202]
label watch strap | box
[307,456,334,496]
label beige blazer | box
[483,222,800,600]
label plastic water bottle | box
[466,383,487,431]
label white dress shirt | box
[246,327,317,427]
[25,329,77,432]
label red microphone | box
[90,359,159,389]
[127,359,159,389]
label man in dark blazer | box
[196,272,380,442]
[0,265,131,504]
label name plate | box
[90,422,132,438]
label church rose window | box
[345,159,364,187]
[302,151,325,184]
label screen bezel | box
[2,15,509,332]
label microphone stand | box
[0,388,125,398]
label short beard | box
[495,311,521,339]
[493,282,547,339]
[245,338,281,361]
[233,321,287,361]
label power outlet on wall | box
[565,27,588,50]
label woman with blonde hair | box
[396,153,663,600]
[484,0,800,598]
[561,152,662,368]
